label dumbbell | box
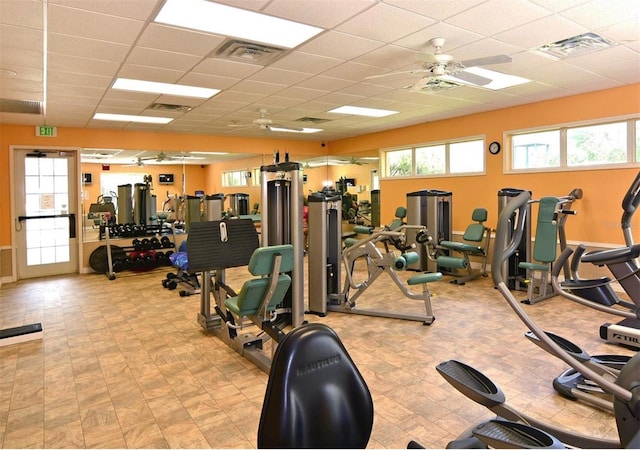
[150,237,161,249]
[132,239,143,251]
[160,236,171,248]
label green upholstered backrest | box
[471,207,487,222]
[233,275,292,316]
[248,244,294,276]
[533,197,559,263]
[463,208,488,242]
[389,206,407,230]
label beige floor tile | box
[0,256,631,449]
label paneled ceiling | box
[1,0,639,151]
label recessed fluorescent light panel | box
[112,78,219,99]
[444,68,530,90]
[155,0,323,49]
[269,127,323,134]
[329,106,399,117]
[93,113,173,124]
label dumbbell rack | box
[89,233,177,277]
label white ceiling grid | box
[0,0,637,149]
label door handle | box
[68,213,76,239]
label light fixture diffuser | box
[155,0,323,49]
[329,106,398,117]
[443,68,530,90]
[112,78,219,99]
[269,127,323,133]
[93,113,173,124]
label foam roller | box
[437,256,468,269]
[353,225,374,234]
[393,252,419,271]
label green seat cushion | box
[440,240,485,255]
[518,262,549,271]
[225,275,292,317]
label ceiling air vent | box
[0,98,43,114]
[295,117,331,124]
[147,102,193,113]
[535,32,615,59]
[212,39,285,65]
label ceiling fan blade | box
[451,71,493,86]
[460,54,511,68]
[365,69,430,80]
[227,124,252,128]
[408,76,434,92]
[417,52,439,63]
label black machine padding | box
[187,219,259,272]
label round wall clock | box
[489,141,501,155]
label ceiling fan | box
[336,156,369,166]
[129,151,174,166]
[366,37,512,90]
[228,108,303,132]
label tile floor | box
[0,257,632,448]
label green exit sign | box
[36,126,57,137]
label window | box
[383,138,484,178]
[416,145,445,175]
[567,122,627,166]
[509,118,639,171]
[386,148,412,176]
[450,140,484,174]
[222,169,248,187]
[512,130,560,169]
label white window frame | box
[222,169,249,187]
[381,136,486,179]
[505,115,640,174]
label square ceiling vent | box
[212,39,286,65]
[535,32,615,59]
[0,98,43,114]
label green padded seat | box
[225,275,291,317]
[224,244,294,318]
[407,272,443,285]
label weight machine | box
[307,193,441,325]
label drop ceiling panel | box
[48,33,131,61]
[494,15,589,49]
[48,54,120,77]
[0,24,43,52]
[192,58,263,79]
[269,51,344,74]
[117,64,185,83]
[47,4,145,44]
[561,0,640,30]
[336,3,435,43]
[0,0,638,142]
[0,0,43,28]
[137,23,225,57]
[48,0,159,20]
[263,0,375,29]
[298,31,384,60]
[125,47,202,72]
[382,0,485,21]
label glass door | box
[14,148,79,279]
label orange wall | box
[0,126,325,246]
[330,84,640,246]
[2,84,639,248]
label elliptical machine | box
[552,171,640,349]
[434,190,640,449]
